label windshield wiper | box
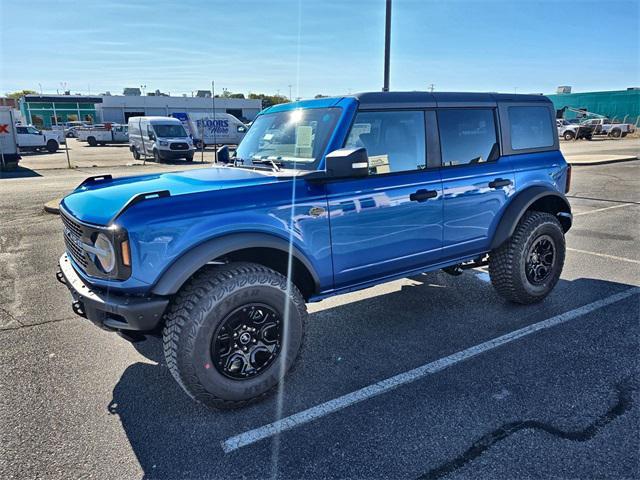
[252,157,282,172]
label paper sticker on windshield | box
[295,126,313,148]
[263,133,274,141]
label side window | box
[509,106,554,150]
[16,127,27,134]
[344,110,426,175]
[438,109,497,166]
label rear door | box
[326,109,444,288]
[438,107,515,260]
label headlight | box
[159,140,168,146]
[94,233,115,273]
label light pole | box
[288,84,292,101]
[382,0,392,91]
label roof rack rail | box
[77,174,113,189]
[109,190,171,225]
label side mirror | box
[324,147,369,179]
[217,145,230,163]
[148,132,155,140]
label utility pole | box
[382,0,392,91]
[428,83,435,93]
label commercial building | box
[98,95,261,124]
[547,88,640,123]
[19,94,263,128]
[19,95,102,128]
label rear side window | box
[509,106,554,150]
[438,109,497,166]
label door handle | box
[409,189,438,202]
[488,178,512,189]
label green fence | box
[547,89,640,125]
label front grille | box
[60,211,89,268]
[170,142,189,150]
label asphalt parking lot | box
[1,154,639,478]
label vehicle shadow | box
[0,166,42,179]
[108,274,637,479]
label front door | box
[326,110,443,289]
[437,108,515,260]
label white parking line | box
[573,203,636,216]
[221,287,639,453]
[567,247,640,265]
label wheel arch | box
[151,232,321,299]
[490,186,572,250]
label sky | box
[1,0,638,98]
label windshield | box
[153,124,187,138]
[235,107,341,170]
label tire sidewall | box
[517,220,565,298]
[180,282,304,402]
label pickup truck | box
[15,125,61,153]
[56,92,572,409]
[580,118,636,138]
[77,124,129,146]
[556,119,594,140]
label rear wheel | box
[46,139,59,153]
[610,128,622,138]
[489,211,565,304]
[563,131,575,141]
[87,136,97,146]
[162,263,307,409]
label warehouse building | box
[20,94,262,128]
[547,87,640,124]
[98,95,262,124]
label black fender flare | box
[151,232,321,296]
[490,187,572,250]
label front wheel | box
[489,211,565,304]
[132,147,140,160]
[162,262,307,409]
[46,139,59,153]
[563,131,575,141]
[153,149,162,163]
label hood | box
[61,166,282,225]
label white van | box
[128,116,195,162]
[171,112,247,148]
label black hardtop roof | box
[351,91,550,106]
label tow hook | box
[55,270,66,285]
[442,265,464,276]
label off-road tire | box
[162,262,307,409]
[87,136,97,147]
[489,211,565,304]
[132,147,140,160]
[46,139,59,153]
[563,131,575,141]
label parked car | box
[63,121,88,138]
[556,119,593,140]
[15,124,61,152]
[77,123,128,146]
[127,116,194,162]
[56,92,572,409]
[580,118,636,138]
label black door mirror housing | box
[324,147,369,179]
[217,145,230,163]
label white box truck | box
[0,107,20,171]
[128,116,195,162]
[171,112,247,148]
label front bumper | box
[56,253,169,332]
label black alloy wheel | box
[525,234,555,285]
[212,304,282,380]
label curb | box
[570,156,638,167]
[44,198,62,215]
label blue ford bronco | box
[57,92,572,408]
